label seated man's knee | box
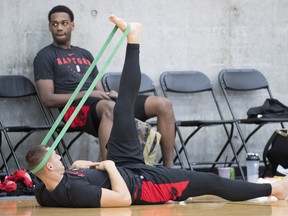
[150,96,174,117]
[96,100,114,120]
[158,97,173,114]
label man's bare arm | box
[96,160,132,207]
[36,79,112,108]
[70,160,99,169]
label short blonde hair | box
[25,145,49,171]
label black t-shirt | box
[34,44,99,94]
[35,167,137,208]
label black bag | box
[263,129,288,175]
[247,98,288,118]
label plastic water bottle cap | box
[246,153,260,161]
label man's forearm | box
[40,91,86,108]
[98,161,132,207]
[105,162,130,195]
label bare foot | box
[108,14,142,44]
[271,175,288,200]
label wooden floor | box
[0,195,287,216]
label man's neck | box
[39,172,64,192]
[52,41,71,49]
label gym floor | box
[0,195,287,216]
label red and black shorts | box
[63,95,149,137]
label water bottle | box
[246,153,260,182]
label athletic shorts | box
[63,95,149,137]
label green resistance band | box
[30,24,131,174]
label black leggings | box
[106,44,272,203]
[179,169,271,201]
[107,44,145,165]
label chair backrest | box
[0,75,50,125]
[218,69,271,92]
[160,71,224,120]
[218,69,273,120]
[102,72,157,95]
[160,71,213,93]
[0,75,36,98]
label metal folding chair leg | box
[0,131,11,175]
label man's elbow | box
[126,197,132,206]
[38,96,58,108]
[40,99,54,108]
[122,194,132,206]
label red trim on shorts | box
[63,106,90,128]
[140,180,189,203]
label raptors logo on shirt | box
[66,169,85,177]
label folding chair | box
[218,69,288,163]
[101,72,184,168]
[160,71,244,178]
[0,75,70,171]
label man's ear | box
[48,23,52,32]
[46,162,53,171]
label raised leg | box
[106,15,144,165]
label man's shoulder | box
[37,44,53,51]
[34,181,45,192]
[37,44,54,54]
[71,45,92,54]
[34,181,46,200]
